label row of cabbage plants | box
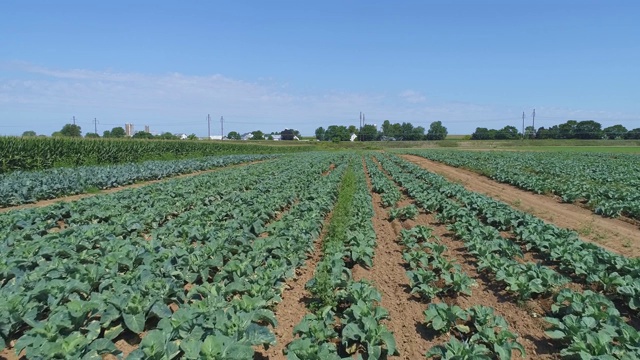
[286,160,397,360]
[401,225,526,359]
[388,153,640,311]
[0,153,275,207]
[403,150,640,220]
[377,153,640,358]
[368,154,526,359]
[0,156,288,241]
[364,156,401,208]
[0,153,343,359]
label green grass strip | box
[323,164,357,249]
[308,162,358,312]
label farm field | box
[402,149,640,223]
[1,151,639,359]
[0,137,315,173]
[0,154,273,209]
[479,146,640,153]
[399,154,640,257]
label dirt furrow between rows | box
[370,155,561,359]
[257,209,335,360]
[352,160,440,359]
[0,160,267,214]
[406,212,559,359]
[400,154,640,257]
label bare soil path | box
[414,213,559,359]
[370,156,561,359]
[400,154,640,257]
[0,160,266,214]
[351,159,442,359]
[257,210,335,359]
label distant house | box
[177,133,188,140]
[241,132,253,140]
[209,135,224,140]
[270,134,282,141]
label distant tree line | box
[22,123,307,142]
[226,129,301,140]
[22,124,200,140]
[472,120,640,140]
[314,120,447,142]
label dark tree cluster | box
[535,121,638,140]
[471,126,520,140]
[42,124,200,140]
[472,120,640,140]
[103,127,126,138]
[51,124,82,138]
[225,129,301,140]
[314,120,447,142]
[280,128,300,140]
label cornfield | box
[0,137,311,173]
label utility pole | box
[93,118,98,134]
[532,109,536,138]
[522,112,525,139]
[362,113,365,141]
[207,114,211,139]
[220,116,224,139]
[359,112,362,141]
[73,116,76,125]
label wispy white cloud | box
[398,90,427,104]
[0,63,637,136]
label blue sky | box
[1,0,639,136]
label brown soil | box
[0,346,23,360]
[400,154,640,257]
[322,163,336,176]
[417,213,560,359]
[257,209,335,359]
[368,155,561,359]
[351,163,446,359]
[0,160,267,214]
[106,332,145,360]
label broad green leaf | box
[545,330,566,339]
[180,338,202,359]
[123,312,146,333]
[151,302,173,319]
[104,323,124,340]
[342,323,365,342]
[380,330,398,355]
[432,316,446,331]
[243,323,275,346]
[87,338,119,355]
